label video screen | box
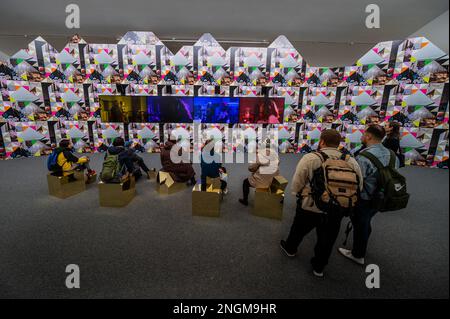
[99,96,148,123]
[238,97,285,124]
[147,97,194,123]
[193,97,240,123]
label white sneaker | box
[313,270,324,278]
[338,248,365,265]
[223,188,228,195]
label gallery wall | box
[0,31,448,167]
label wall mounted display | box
[268,36,307,87]
[54,40,87,83]
[2,81,49,121]
[5,121,52,158]
[148,96,194,123]
[163,123,193,151]
[266,123,297,153]
[54,121,93,153]
[232,123,263,153]
[305,67,344,87]
[93,122,125,152]
[99,95,147,123]
[193,97,239,123]
[388,83,449,128]
[239,97,284,124]
[84,44,122,84]
[90,84,119,119]
[297,122,342,153]
[230,47,268,86]
[49,83,89,120]
[302,87,338,123]
[271,86,301,123]
[128,122,161,153]
[198,123,229,153]
[194,34,231,86]
[0,32,447,167]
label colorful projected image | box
[193,97,239,123]
[147,96,194,123]
[128,123,161,153]
[99,96,147,123]
[55,121,93,153]
[239,97,284,124]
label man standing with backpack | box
[280,129,363,277]
[339,124,409,265]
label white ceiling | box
[0,0,448,66]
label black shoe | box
[280,240,296,257]
[238,198,248,206]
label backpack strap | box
[313,151,329,163]
[360,150,397,170]
[388,150,396,169]
[359,151,385,171]
[340,152,350,161]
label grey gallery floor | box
[0,153,448,299]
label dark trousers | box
[242,178,253,201]
[285,199,343,273]
[135,156,149,172]
[351,200,378,259]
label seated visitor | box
[238,140,280,206]
[100,137,135,183]
[159,139,196,185]
[200,139,228,193]
[48,139,95,179]
[124,141,153,180]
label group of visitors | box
[47,122,408,278]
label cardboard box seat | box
[98,176,136,207]
[206,176,222,190]
[47,170,87,199]
[156,171,187,195]
[252,175,288,220]
[192,184,222,217]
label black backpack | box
[359,150,410,212]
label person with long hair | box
[383,121,405,167]
[256,99,281,124]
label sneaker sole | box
[279,244,296,258]
[339,250,365,265]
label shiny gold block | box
[47,171,86,199]
[98,176,136,207]
[156,171,187,195]
[253,187,284,220]
[270,175,289,193]
[206,176,221,189]
[192,184,221,217]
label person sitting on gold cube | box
[48,139,96,182]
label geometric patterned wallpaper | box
[0,32,448,167]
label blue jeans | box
[351,200,378,259]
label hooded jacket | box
[160,141,195,183]
[248,150,280,189]
[106,146,135,173]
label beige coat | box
[291,148,363,213]
[248,151,280,188]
